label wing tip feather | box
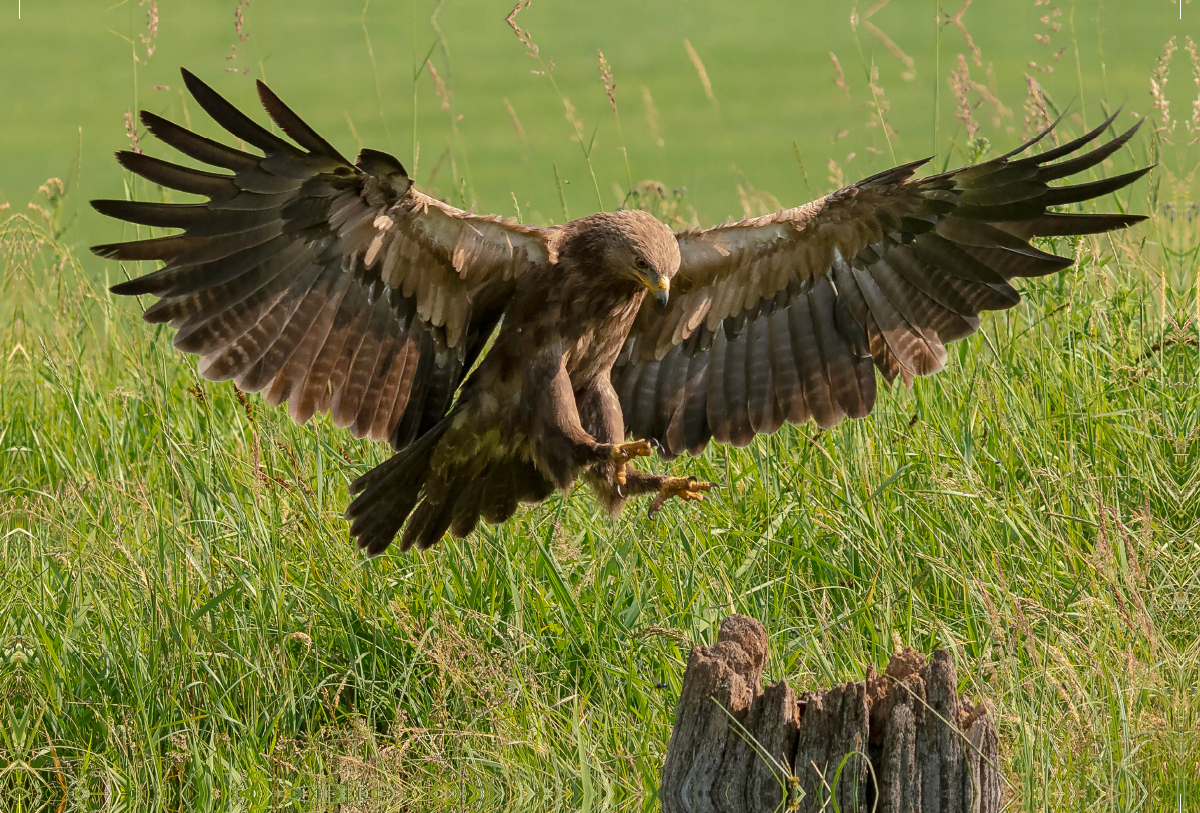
[108,274,153,295]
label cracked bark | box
[660,615,1002,813]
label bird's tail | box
[345,418,452,557]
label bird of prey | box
[94,68,1147,556]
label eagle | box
[94,68,1148,556]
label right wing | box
[94,69,549,448]
[613,113,1148,456]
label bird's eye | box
[634,257,649,271]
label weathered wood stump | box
[661,615,1001,813]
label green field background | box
[0,0,1175,249]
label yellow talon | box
[610,439,653,486]
[648,476,714,518]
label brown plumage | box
[94,68,1149,555]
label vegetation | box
[2,1,1196,810]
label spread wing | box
[613,113,1148,458]
[94,69,548,449]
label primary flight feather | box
[94,68,1148,555]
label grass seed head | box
[123,108,141,154]
[829,51,850,99]
[1152,37,1178,139]
[951,54,981,142]
[505,1,539,60]
[427,60,451,111]
[1185,37,1200,140]
[598,50,617,114]
[137,0,158,63]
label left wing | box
[93,69,549,449]
[612,113,1148,457]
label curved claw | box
[610,439,653,465]
[647,476,715,519]
[610,439,654,488]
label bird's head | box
[618,210,681,311]
[566,210,681,311]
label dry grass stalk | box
[123,108,141,154]
[735,181,781,219]
[561,96,582,142]
[683,39,718,110]
[505,0,601,207]
[1029,1,1065,74]
[232,384,261,489]
[424,145,449,189]
[503,97,526,145]
[853,0,913,80]
[626,181,696,229]
[863,21,915,81]
[135,0,158,64]
[1186,37,1200,141]
[864,62,897,142]
[829,51,850,99]
[949,0,982,66]
[597,50,617,113]
[951,55,981,142]
[973,579,1006,648]
[951,53,1012,141]
[642,86,664,147]
[426,61,451,111]
[226,0,251,75]
[827,156,845,189]
[596,49,633,192]
[1022,74,1056,144]
[505,1,538,60]
[1096,498,1161,657]
[1151,37,1178,141]
[234,0,248,40]
[26,178,66,225]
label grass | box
[3,1,1199,811]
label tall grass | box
[2,2,1198,811]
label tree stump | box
[660,615,1002,813]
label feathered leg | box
[577,379,713,517]
[578,379,631,513]
[522,350,650,489]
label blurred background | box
[0,0,1172,254]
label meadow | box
[2,0,1198,810]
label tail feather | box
[345,418,450,556]
[479,464,519,524]
[400,476,466,552]
[400,454,554,549]
[449,483,485,539]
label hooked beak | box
[648,275,670,312]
